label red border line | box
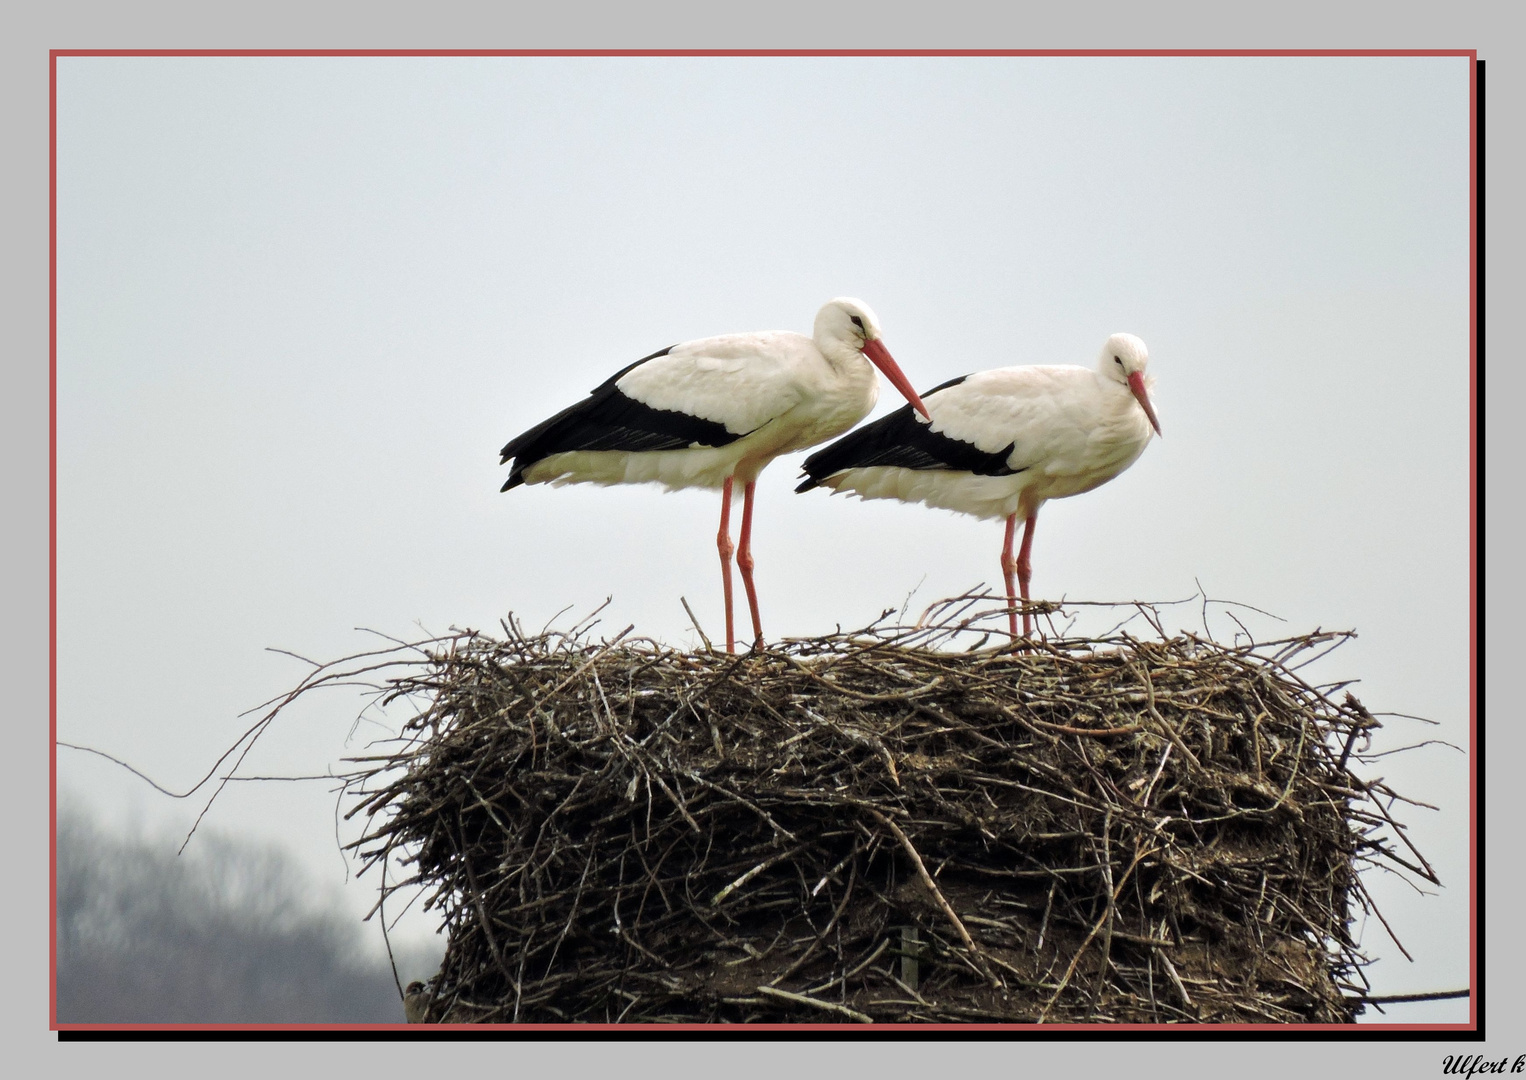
[48,48,1476,59]
[48,47,59,1033]
[48,47,1479,1035]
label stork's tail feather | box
[498,345,754,492]
[797,375,1019,495]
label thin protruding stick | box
[1352,989,1470,1005]
[755,985,873,1024]
[869,809,999,988]
[1134,658,1203,769]
[680,596,714,653]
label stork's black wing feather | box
[500,347,746,491]
[796,375,1021,492]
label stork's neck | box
[817,335,870,376]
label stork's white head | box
[814,297,884,350]
[1099,333,1162,436]
[814,297,931,420]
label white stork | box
[500,298,931,653]
[797,333,1162,639]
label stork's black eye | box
[1114,355,1123,365]
[850,315,864,329]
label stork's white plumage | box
[798,333,1162,639]
[500,298,930,653]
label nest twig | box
[326,596,1434,1025]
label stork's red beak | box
[862,338,931,420]
[1127,371,1162,436]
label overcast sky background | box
[53,54,1471,1023]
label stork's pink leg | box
[1016,512,1038,638]
[1000,513,1019,640]
[736,480,764,649]
[717,477,736,654]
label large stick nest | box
[336,598,1436,1025]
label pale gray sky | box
[54,54,1470,1022]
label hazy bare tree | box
[56,804,441,1024]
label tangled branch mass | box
[332,599,1433,1024]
